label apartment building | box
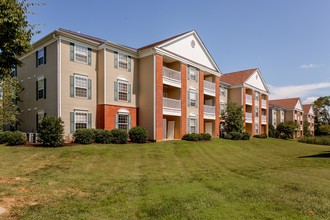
[220,69,270,136]
[17,29,221,141]
[269,98,304,138]
[302,104,315,135]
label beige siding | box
[138,55,154,139]
[60,40,97,135]
[17,41,58,132]
[228,87,242,106]
[187,68,199,118]
[105,49,137,107]
[285,110,294,121]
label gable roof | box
[302,104,314,115]
[221,68,257,84]
[269,98,301,109]
[59,28,106,44]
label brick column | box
[266,95,269,135]
[180,64,187,137]
[199,70,204,133]
[215,77,220,137]
[155,54,163,141]
[242,88,246,131]
[259,94,262,134]
[96,104,105,129]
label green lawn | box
[0,138,329,219]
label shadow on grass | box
[298,151,330,158]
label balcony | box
[262,115,267,124]
[262,99,267,109]
[204,105,215,119]
[163,67,181,88]
[204,81,216,96]
[246,94,252,105]
[245,112,252,123]
[294,114,297,120]
[163,97,181,116]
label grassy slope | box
[0,138,329,219]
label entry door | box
[167,121,175,140]
[205,122,212,135]
[163,119,167,139]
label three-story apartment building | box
[269,98,304,138]
[220,69,270,136]
[17,29,221,141]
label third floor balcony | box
[163,67,181,88]
[204,81,215,96]
[246,94,252,105]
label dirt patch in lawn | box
[0,177,31,184]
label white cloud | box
[299,64,322,69]
[268,82,330,103]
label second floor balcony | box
[163,67,181,88]
[262,115,267,124]
[163,97,181,116]
[246,94,252,105]
[204,104,215,119]
[262,99,267,109]
[245,112,252,123]
[204,81,216,96]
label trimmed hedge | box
[111,129,128,144]
[298,136,330,146]
[37,116,64,147]
[224,132,250,141]
[182,133,212,142]
[253,133,268,139]
[74,129,95,144]
[7,131,27,146]
[0,131,11,144]
[94,129,113,144]
[129,127,148,143]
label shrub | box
[242,132,250,140]
[200,133,212,141]
[223,133,232,140]
[94,129,113,144]
[0,131,11,144]
[6,131,26,146]
[298,136,330,146]
[111,129,128,144]
[74,129,95,145]
[129,127,148,143]
[253,133,267,139]
[37,116,64,147]
[229,131,243,140]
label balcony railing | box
[204,105,215,119]
[246,94,252,105]
[262,99,267,108]
[163,97,181,116]
[262,115,267,124]
[204,81,216,96]
[163,67,181,87]
[245,112,252,123]
[294,114,297,120]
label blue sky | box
[28,0,330,103]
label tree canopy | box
[221,101,244,133]
[313,96,330,135]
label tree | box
[37,116,64,147]
[313,96,330,136]
[303,120,311,137]
[221,101,244,133]
[0,0,37,73]
[276,121,298,139]
[0,74,22,129]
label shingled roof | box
[302,104,312,114]
[269,98,300,109]
[59,28,106,44]
[221,68,258,84]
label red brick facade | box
[180,63,187,136]
[97,104,137,130]
[155,54,164,141]
[215,77,220,137]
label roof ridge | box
[59,28,106,44]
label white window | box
[118,53,128,70]
[255,107,259,117]
[75,111,88,130]
[189,118,197,134]
[255,124,259,135]
[255,91,259,100]
[117,114,129,131]
[118,81,128,101]
[37,78,45,100]
[75,44,88,63]
[37,48,45,65]
[189,66,198,81]
[220,103,225,115]
[189,90,197,107]
[75,75,88,98]
[220,87,227,97]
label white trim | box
[37,75,44,80]
[58,36,62,117]
[155,48,220,76]
[118,108,129,114]
[104,47,106,104]
[244,69,270,94]
[60,36,99,50]
[117,76,129,82]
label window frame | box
[117,113,129,132]
[118,53,129,70]
[37,77,45,100]
[189,117,197,134]
[255,91,259,101]
[74,74,88,98]
[188,66,198,82]
[118,81,128,102]
[74,44,88,64]
[37,48,45,66]
[75,111,88,130]
[220,87,227,97]
[189,90,197,107]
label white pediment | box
[309,107,314,115]
[295,100,303,111]
[158,32,219,72]
[245,70,268,93]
